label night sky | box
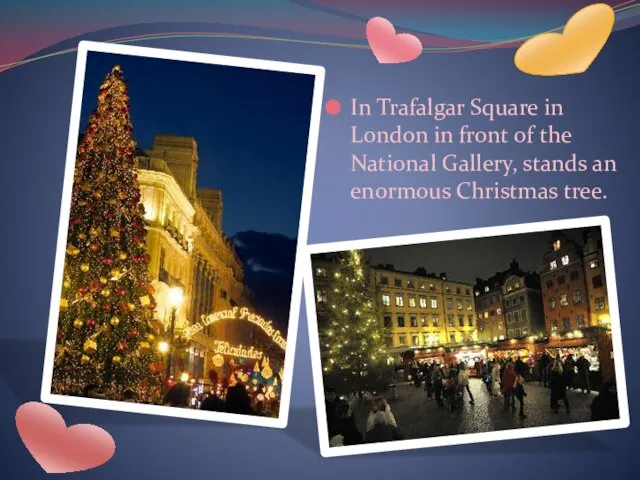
[80,51,315,238]
[367,227,589,285]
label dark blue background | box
[0,21,637,479]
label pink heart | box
[366,16,423,64]
[15,402,115,474]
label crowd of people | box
[325,351,619,447]
[82,379,280,418]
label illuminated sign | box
[184,306,287,350]
[213,341,264,360]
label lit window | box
[420,315,428,326]
[560,294,568,307]
[398,335,407,346]
[419,282,425,289]
[407,280,415,289]
[419,297,427,308]
[316,289,327,303]
[412,335,420,346]
[550,260,558,270]
[553,240,561,251]
[484,286,489,292]
[561,255,569,266]
[595,297,606,311]
[590,259,599,269]
[475,291,480,297]
[408,296,416,308]
[573,290,583,304]
[576,315,585,328]
[432,315,440,327]
[430,298,438,309]
[315,267,326,277]
[457,301,463,310]
[497,308,502,315]
[484,311,489,319]
[410,316,418,327]
[395,295,404,307]
[382,294,390,306]
[549,298,556,309]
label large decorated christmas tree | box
[52,65,163,400]
[322,250,392,393]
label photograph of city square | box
[42,44,320,422]
[309,223,626,451]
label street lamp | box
[157,341,169,354]
[165,286,184,380]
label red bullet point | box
[325,99,341,115]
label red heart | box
[15,402,115,474]
[366,16,423,64]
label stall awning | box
[545,338,591,349]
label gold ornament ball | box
[110,316,120,327]
[80,263,90,272]
[147,333,155,342]
[73,319,84,329]
[109,228,120,238]
[110,268,120,278]
[138,341,150,352]
[81,355,90,365]
[261,366,273,380]
[100,277,108,285]
[112,355,122,364]
[101,288,111,297]
[63,280,71,289]
[119,252,128,260]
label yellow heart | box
[515,3,614,76]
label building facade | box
[540,232,590,334]
[137,134,259,381]
[503,273,545,339]
[310,256,478,355]
[583,228,610,329]
[474,275,507,343]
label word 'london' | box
[185,307,287,350]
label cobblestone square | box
[358,378,597,440]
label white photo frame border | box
[303,216,629,456]
[40,40,326,429]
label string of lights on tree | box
[53,65,164,400]
[322,250,392,392]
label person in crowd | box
[364,410,404,443]
[325,387,341,436]
[122,389,136,403]
[576,354,592,394]
[163,382,191,408]
[225,382,254,415]
[499,359,507,389]
[514,356,527,378]
[443,365,458,411]
[200,391,225,412]
[491,361,502,396]
[330,400,362,446]
[514,373,527,418]
[538,353,551,387]
[423,362,434,399]
[590,380,619,421]
[502,362,517,411]
[457,362,475,405]
[366,396,397,431]
[410,359,420,386]
[550,360,570,414]
[563,353,576,390]
[432,363,445,408]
